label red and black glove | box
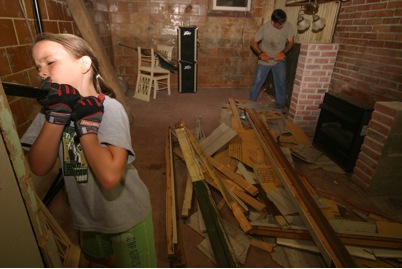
[38,79,81,125]
[258,52,269,61]
[71,94,105,137]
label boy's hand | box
[72,94,105,137]
[38,79,81,125]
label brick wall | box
[0,0,111,136]
[331,0,402,103]
[352,101,402,194]
[108,0,264,90]
[288,44,339,137]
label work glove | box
[258,52,269,61]
[277,51,286,61]
[72,94,105,137]
[38,79,81,125]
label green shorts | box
[80,211,157,267]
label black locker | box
[178,26,198,93]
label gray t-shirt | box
[21,96,151,234]
[254,21,295,66]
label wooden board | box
[175,124,238,267]
[199,123,237,156]
[65,0,132,121]
[246,108,356,267]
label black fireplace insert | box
[313,92,373,171]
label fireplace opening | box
[313,92,373,171]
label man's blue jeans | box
[249,61,287,109]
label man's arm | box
[282,36,295,55]
[250,38,263,56]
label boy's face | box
[32,40,82,90]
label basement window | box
[211,0,251,11]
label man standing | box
[249,9,295,110]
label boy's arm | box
[28,122,64,176]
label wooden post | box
[65,0,132,123]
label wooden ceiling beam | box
[286,0,344,6]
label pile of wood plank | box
[165,98,402,267]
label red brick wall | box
[109,0,264,90]
[352,101,402,193]
[0,0,112,136]
[288,44,339,137]
[331,0,402,103]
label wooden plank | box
[199,123,237,156]
[213,148,238,172]
[250,225,402,249]
[0,80,65,267]
[273,245,327,268]
[266,187,299,216]
[377,221,402,238]
[181,176,193,218]
[209,156,258,196]
[228,99,267,168]
[253,162,280,192]
[249,238,274,253]
[175,124,238,267]
[285,120,312,146]
[166,128,178,256]
[65,0,131,121]
[246,108,356,267]
[182,125,252,233]
[329,219,377,236]
[276,238,377,260]
[236,162,257,185]
[224,179,266,212]
[253,183,289,227]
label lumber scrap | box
[181,176,193,218]
[228,99,267,168]
[175,123,238,267]
[223,179,266,212]
[199,123,237,156]
[249,237,274,253]
[236,162,257,185]
[245,108,356,267]
[182,124,252,233]
[209,156,258,196]
[250,225,402,249]
[166,128,178,258]
[272,246,327,268]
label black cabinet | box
[313,93,373,171]
[177,26,198,93]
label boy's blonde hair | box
[34,32,115,98]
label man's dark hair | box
[272,9,287,24]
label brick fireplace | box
[288,44,402,195]
[288,43,339,138]
[352,102,402,195]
